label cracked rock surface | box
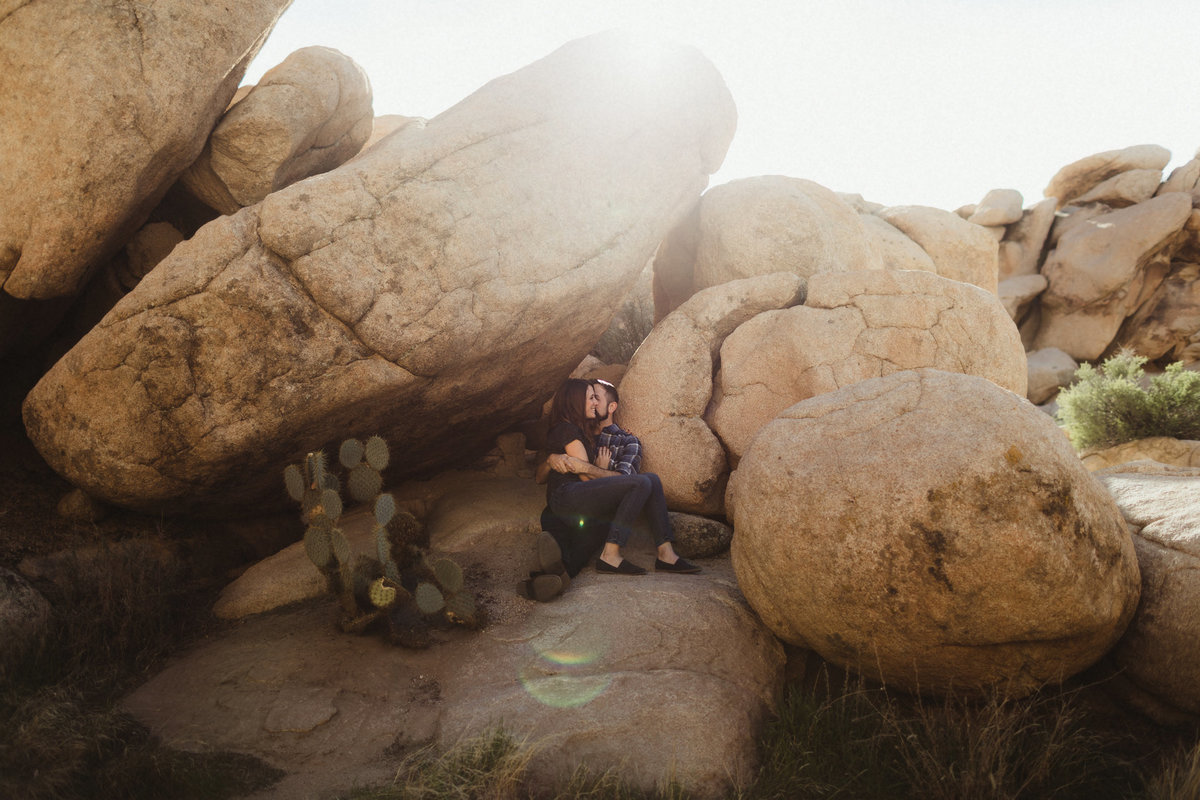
[22,31,737,515]
[727,369,1141,697]
[0,0,292,354]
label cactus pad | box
[431,557,464,595]
[374,493,396,527]
[445,592,477,626]
[322,471,340,493]
[330,528,352,565]
[348,463,382,503]
[305,451,327,488]
[384,559,403,584]
[304,525,332,568]
[415,582,445,615]
[284,464,306,501]
[320,488,343,521]
[364,435,390,471]
[368,577,397,608]
[339,438,365,470]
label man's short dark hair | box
[593,378,618,405]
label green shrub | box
[1055,353,1200,450]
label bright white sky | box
[243,0,1199,211]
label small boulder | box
[181,46,374,214]
[1001,197,1058,279]
[728,369,1140,697]
[1072,169,1163,208]
[876,205,999,293]
[1025,347,1078,405]
[967,188,1024,226]
[999,273,1047,321]
[669,512,733,558]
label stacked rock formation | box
[22,31,737,515]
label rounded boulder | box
[728,369,1141,697]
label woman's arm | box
[562,440,619,481]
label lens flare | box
[519,644,611,708]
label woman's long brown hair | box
[548,378,594,444]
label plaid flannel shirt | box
[596,424,642,475]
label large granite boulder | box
[728,369,1140,697]
[1095,463,1200,724]
[708,269,1027,464]
[23,32,737,515]
[619,272,807,514]
[876,205,999,293]
[1044,144,1171,208]
[1032,193,1192,360]
[180,46,374,215]
[651,176,880,316]
[0,0,292,355]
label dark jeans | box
[540,507,606,577]
[548,473,673,552]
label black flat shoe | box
[595,557,647,575]
[655,557,701,574]
[517,573,564,602]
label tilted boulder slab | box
[1001,197,1057,280]
[1115,260,1200,362]
[1033,193,1191,360]
[876,205,999,293]
[22,32,737,515]
[858,213,937,273]
[620,272,806,514]
[0,0,292,355]
[180,46,374,215]
[708,270,1027,465]
[1044,144,1171,208]
[728,369,1141,697]
[1095,463,1200,724]
[652,176,879,317]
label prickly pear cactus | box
[414,582,445,615]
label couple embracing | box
[523,377,699,601]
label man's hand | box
[547,453,573,473]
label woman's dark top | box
[545,421,596,500]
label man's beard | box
[594,406,610,424]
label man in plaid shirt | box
[592,379,641,475]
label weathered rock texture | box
[0,0,292,355]
[728,369,1140,697]
[1081,437,1200,472]
[1096,463,1200,724]
[707,269,1027,463]
[619,272,807,513]
[1044,144,1171,208]
[180,46,374,214]
[1033,193,1191,360]
[23,31,737,515]
[876,205,999,293]
[439,568,784,799]
[652,176,879,316]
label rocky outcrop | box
[707,269,1026,464]
[22,31,737,515]
[0,0,292,356]
[1096,463,1200,724]
[619,272,807,513]
[180,46,374,214]
[728,369,1140,697]
[1044,144,1172,208]
[1033,193,1192,360]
